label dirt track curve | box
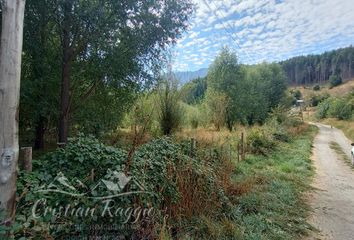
[307,123,354,239]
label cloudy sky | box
[172,0,354,72]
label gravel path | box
[307,123,354,239]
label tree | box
[281,46,354,86]
[0,0,26,222]
[20,0,60,149]
[55,0,193,143]
[207,47,245,130]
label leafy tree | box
[20,0,194,146]
[20,0,61,148]
[207,47,245,129]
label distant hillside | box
[173,68,208,85]
[281,46,354,86]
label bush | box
[309,93,329,107]
[313,85,320,91]
[246,127,276,155]
[329,74,342,88]
[182,103,203,129]
[316,98,333,119]
[328,98,353,120]
[157,80,183,135]
[291,89,302,100]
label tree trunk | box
[0,0,26,223]
[34,116,45,149]
[58,1,73,144]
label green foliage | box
[180,77,207,104]
[124,93,159,134]
[157,80,184,135]
[206,48,287,128]
[20,0,195,146]
[281,46,354,85]
[316,96,353,120]
[309,93,330,107]
[204,90,228,130]
[35,134,127,179]
[181,103,204,129]
[13,134,236,239]
[316,98,332,119]
[291,89,302,100]
[246,127,276,155]
[313,85,320,91]
[328,98,352,120]
[234,126,317,239]
[329,74,343,88]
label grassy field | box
[291,78,354,100]
[215,125,318,239]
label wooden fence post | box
[20,147,32,172]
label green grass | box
[230,125,318,239]
[329,141,354,169]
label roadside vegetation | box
[329,141,354,169]
[1,37,319,238]
[4,111,316,239]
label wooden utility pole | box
[0,0,26,223]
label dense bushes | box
[316,96,354,120]
[10,135,237,239]
[309,93,329,107]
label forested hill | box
[280,46,354,86]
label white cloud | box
[173,0,354,70]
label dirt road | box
[308,123,354,239]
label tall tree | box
[54,0,194,143]
[20,0,60,149]
[0,0,26,222]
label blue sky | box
[172,0,354,72]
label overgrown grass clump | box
[233,125,317,239]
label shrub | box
[329,74,342,88]
[157,80,183,135]
[246,127,276,155]
[328,98,353,120]
[313,85,320,91]
[316,98,332,119]
[291,89,302,100]
[309,93,330,107]
[182,103,202,129]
